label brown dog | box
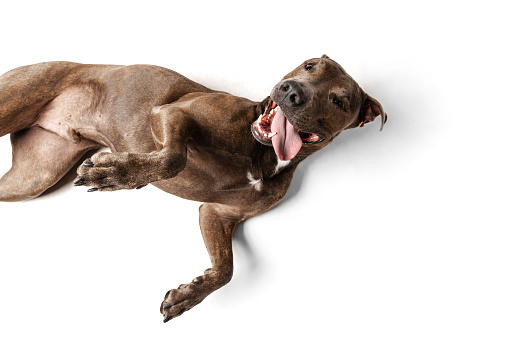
[0,55,386,321]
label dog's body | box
[0,56,386,321]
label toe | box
[73,176,85,186]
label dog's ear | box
[321,54,330,59]
[357,94,387,131]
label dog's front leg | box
[160,203,242,322]
[75,105,192,191]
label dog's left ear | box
[358,94,387,131]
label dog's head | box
[252,55,387,161]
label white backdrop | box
[1,1,508,338]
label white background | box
[1,1,508,338]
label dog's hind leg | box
[0,127,99,202]
[0,62,78,138]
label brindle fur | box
[0,55,386,321]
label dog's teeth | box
[268,132,277,138]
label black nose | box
[279,80,306,107]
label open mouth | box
[251,100,322,161]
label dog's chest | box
[154,145,290,203]
[187,147,256,185]
[246,158,289,191]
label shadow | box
[279,123,374,207]
[40,149,100,198]
[232,221,258,272]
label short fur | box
[0,55,386,321]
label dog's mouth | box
[251,100,322,161]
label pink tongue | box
[271,107,303,161]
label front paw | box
[74,152,146,191]
[160,277,208,322]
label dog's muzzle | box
[251,100,322,161]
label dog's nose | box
[279,80,306,107]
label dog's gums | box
[251,100,278,144]
[251,100,321,160]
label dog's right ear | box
[357,94,387,131]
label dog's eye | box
[333,97,344,109]
[305,64,313,71]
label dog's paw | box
[160,276,209,322]
[74,152,147,191]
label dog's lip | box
[251,126,274,146]
[251,100,278,146]
[251,99,324,147]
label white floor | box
[1,1,508,338]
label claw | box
[163,315,172,323]
[87,187,99,192]
[136,184,147,189]
[73,177,85,186]
[163,303,172,310]
[83,161,94,167]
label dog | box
[0,55,386,322]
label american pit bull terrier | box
[0,55,386,322]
